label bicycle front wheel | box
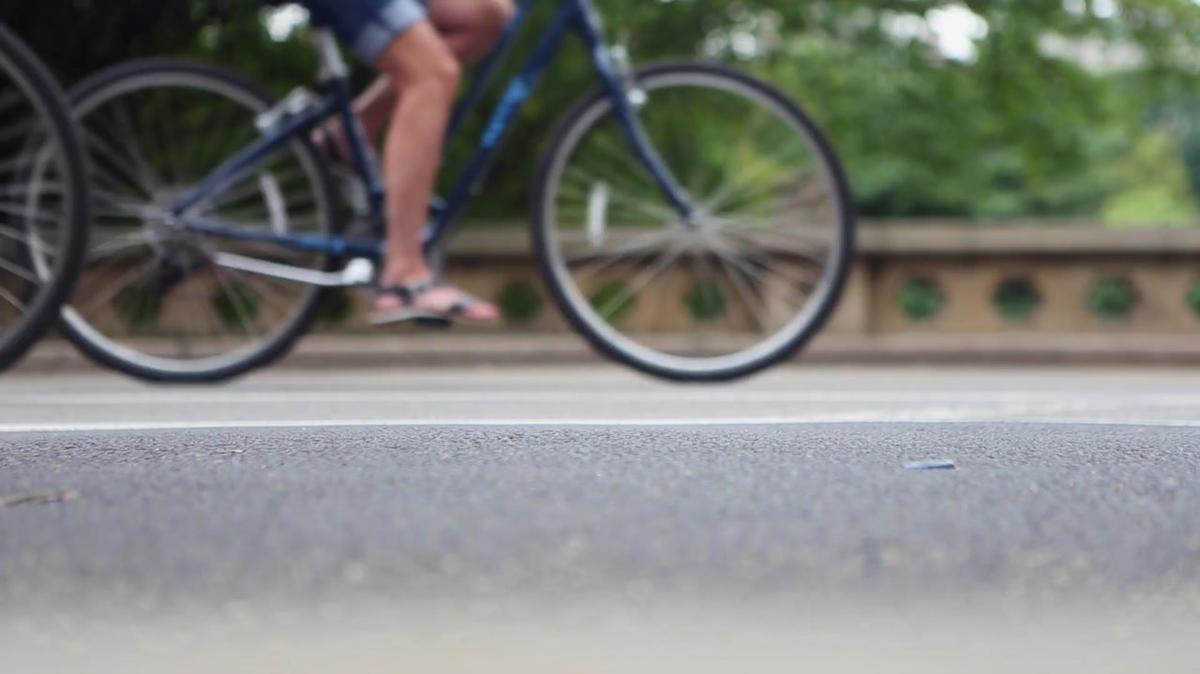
[58,59,340,383]
[532,62,855,382]
[0,24,88,371]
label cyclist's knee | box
[484,0,516,39]
[376,26,461,100]
[425,55,461,97]
[398,58,459,105]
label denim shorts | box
[297,0,428,64]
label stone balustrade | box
[425,220,1200,337]
[62,220,1200,339]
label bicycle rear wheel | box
[0,24,88,371]
[532,62,855,382]
[56,59,340,383]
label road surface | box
[1,365,1198,672]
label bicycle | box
[53,0,855,383]
[0,23,89,371]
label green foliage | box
[116,285,162,329]
[13,2,315,88]
[1187,278,1200,319]
[212,282,259,328]
[589,280,637,323]
[1089,276,1138,321]
[1103,131,1199,226]
[992,277,1042,322]
[17,0,1200,221]
[496,279,544,324]
[318,288,354,326]
[685,280,727,323]
[898,278,945,322]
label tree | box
[6,0,1200,222]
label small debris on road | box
[0,489,80,509]
[904,460,957,471]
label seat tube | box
[314,29,387,232]
[314,29,349,81]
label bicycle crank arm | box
[213,253,376,288]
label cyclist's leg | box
[372,22,499,321]
[322,0,515,150]
[428,0,515,63]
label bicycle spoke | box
[715,179,833,223]
[85,141,154,200]
[88,230,153,260]
[114,100,168,192]
[184,269,232,351]
[711,251,771,333]
[718,227,830,267]
[567,229,674,279]
[0,254,36,283]
[593,241,686,319]
[0,285,26,313]
[78,257,160,316]
[224,266,306,325]
[0,223,30,245]
[0,150,43,179]
[203,161,308,214]
[542,68,850,374]
[0,200,59,225]
[585,130,677,206]
[689,251,722,349]
[560,163,676,222]
[210,266,260,339]
[742,252,821,294]
[159,88,192,184]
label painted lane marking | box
[2,415,1200,434]
[9,390,1200,406]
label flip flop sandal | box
[368,281,479,328]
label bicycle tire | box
[59,58,341,383]
[0,24,89,371]
[531,61,856,382]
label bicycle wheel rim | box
[0,25,87,369]
[61,64,334,378]
[539,66,853,378]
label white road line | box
[2,415,1200,434]
[7,390,1200,406]
[0,415,961,434]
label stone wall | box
[337,221,1200,337]
[70,221,1200,338]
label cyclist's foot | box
[369,280,500,326]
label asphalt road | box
[2,365,1199,672]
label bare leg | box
[371,23,499,320]
[316,2,515,320]
[429,0,516,63]
[322,0,515,149]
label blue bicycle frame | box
[169,0,694,263]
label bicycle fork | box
[574,0,697,225]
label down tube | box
[426,3,581,250]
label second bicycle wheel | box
[533,62,855,382]
[57,59,340,382]
[0,24,88,371]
